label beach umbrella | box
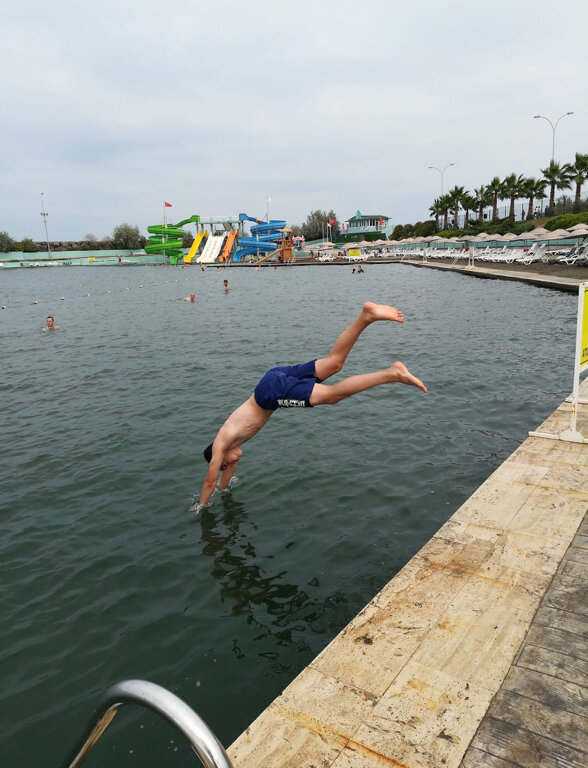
[567,224,588,235]
[528,227,550,235]
[343,242,359,250]
[460,234,477,241]
[501,233,522,240]
[540,229,573,240]
[358,240,371,246]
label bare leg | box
[314,302,404,381]
[310,362,426,405]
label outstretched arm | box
[219,461,238,490]
[199,447,225,506]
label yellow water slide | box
[183,230,207,263]
[219,229,237,262]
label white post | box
[529,282,587,443]
[40,192,51,256]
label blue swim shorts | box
[254,360,321,410]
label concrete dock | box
[228,379,587,768]
[401,259,585,293]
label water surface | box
[0,264,575,766]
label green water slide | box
[145,215,200,263]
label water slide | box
[197,234,226,263]
[233,214,287,262]
[145,215,200,263]
[219,229,237,262]
[183,230,207,263]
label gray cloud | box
[2,0,586,240]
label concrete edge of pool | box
[227,378,588,768]
[400,259,584,293]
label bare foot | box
[388,362,427,392]
[362,301,404,323]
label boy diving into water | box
[198,302,427,508]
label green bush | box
[544,212,588,231]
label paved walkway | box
[228,381,588,768]
[461,511,587,767]
[402,260,584,293]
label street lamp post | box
[533,112,574,162]
[40,192,51,257]
[427,163,455,196]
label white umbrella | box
[343,242,360,250]
[540,229,573,240]
[567,224,588,235]
[528,227,550,235]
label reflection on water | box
[199,491,344,659]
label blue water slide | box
[234,214,288,262]
[250,220,286,234]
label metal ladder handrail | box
[60,679,235,768]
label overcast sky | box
[2,0,587,241]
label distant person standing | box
[223,279,230,293]
[42,316,58,331]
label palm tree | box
[461,193,477,227]
[447,186,466,229]
[428,198,444,232]
[520,177,546,220]
[486,176,503,221]
[541,160,573,215]
[571,152,588,213]
[473,184,492,223]
[501,173,526,220]
[438,193,451,231]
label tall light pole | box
[40,192,51,256]
[533,112,574,162]
[427,163,455,196]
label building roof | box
[349,213,389,221]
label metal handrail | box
[60,679,234,768]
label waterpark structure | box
[144,213,294,265]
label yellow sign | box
[581,283,588,370]
[348,249,361,257]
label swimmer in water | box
[197,301,427,508]
[184,293,196,302]
[223,279,230,293]
[42,316,58,331]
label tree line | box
[0,223,154,254]
[428,152,588,232]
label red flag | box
[164,201,172,207]
[379,218,382,226]
[329,218,336,226]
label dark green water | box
[0,264,575,766]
